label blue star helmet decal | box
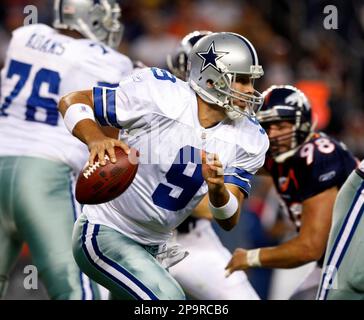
[196,41,228,73]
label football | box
[75,147,139,205]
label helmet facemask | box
[212,68,264,120]
[259,110,313,163]
[80,0,123,49]
[54,0,123,49]
[166,52,189,80]
[261,122,298,162]
[99,0,123,49]
[257,85,313,162]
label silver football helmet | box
[187,32,264,119]
[166,30,212,81]
[53,0,123,49]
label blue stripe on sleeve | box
[224,175,251,196]
[105,89,122,129]
[224,167,253,180]
[97,81,119,88]
[93,87,108,126]
[224,167,253,197]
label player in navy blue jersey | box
[225,85,358,299]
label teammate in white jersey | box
[0,0,132,299]
[59,32,269,300]
[317,159,364,300]
[166,31,259,300]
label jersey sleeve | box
[81,49,133,87]
[92,67,185,130]
[64,40,133,91]
[297,137,358,201]
[92,79,153,129]
[224,126,269,197]
[224,166,254,197]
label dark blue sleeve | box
[297,139,357,201]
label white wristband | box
[208,190,238,220]
[247,249,261,267]
[63,103,96,133]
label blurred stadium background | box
[0,0,363,300]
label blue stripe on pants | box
[318,181,364,299]
[81,221,159,300]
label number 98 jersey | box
[265,132,358,229]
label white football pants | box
[169,219,260,300]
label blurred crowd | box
[1,0,364,300]
[0,0,363,157]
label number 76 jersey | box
[0,24,133,172]
[82,67,269,245]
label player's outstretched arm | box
[225,186,337,276]
[58,90,129,166]
[201,150,243,231]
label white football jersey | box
[0,24,133,172]
[83,68,269,245]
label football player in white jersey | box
[165,31,260,300]
[0,0,133,299]
[317,159,364,300]
[59,32,269,300]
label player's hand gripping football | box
[87,137,130,166]
[201,150,224,192]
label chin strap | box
[190,80,259,121]
[224,103,256,120]
[225,106,246,120]
[189,79,225,107]
[76,18,99,42]
[189,80,243,120]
